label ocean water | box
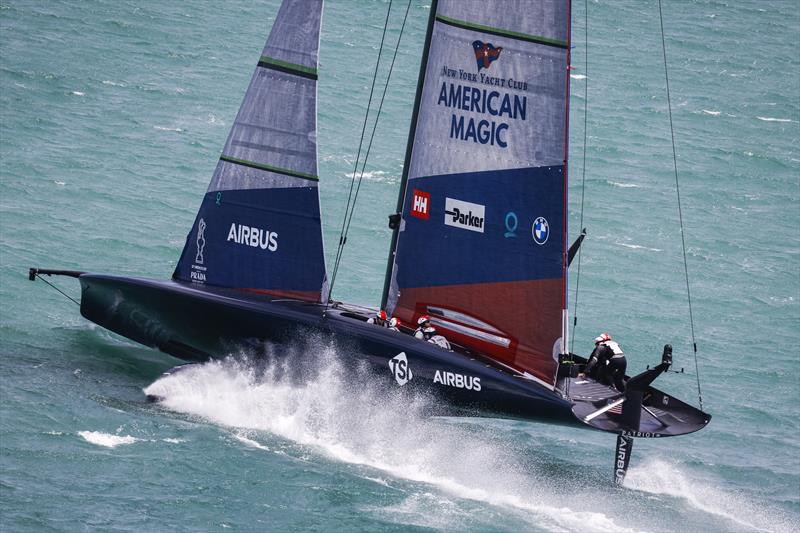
[1,0,798,531]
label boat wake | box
[626,458,796,533]
[143,341,643,533]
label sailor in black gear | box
[580,332,627,392]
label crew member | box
[422,325,452,350]
[387,317,401,332]
[414,315,431,339]
[579,333,627,392]
[367,310,388,327]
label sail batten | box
[385,0,571,384]
[174,0,327,302]
[434,15,568,48]
[218,155,319,182]
[257,56,319,79]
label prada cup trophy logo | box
[195,218,206,264]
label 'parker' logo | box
[472,40,502,72]
[444,197,485,233]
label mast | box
[561,0,573,355]
[380,0,439,310]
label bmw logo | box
[532,216,549,245]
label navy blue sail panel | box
[386,0,570,386]
[174,0,328,302]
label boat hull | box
[78,274,579,425]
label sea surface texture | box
[1,1,798,531]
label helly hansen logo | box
[411,189,430,220]
[444,197,485,233]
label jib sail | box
[174,0,327,302]
[383,0,571,386]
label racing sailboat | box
[29,0,710,484]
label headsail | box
[174,0,327,302]
[384,0,571,386]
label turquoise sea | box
[1,1,798,531]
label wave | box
[143,347,643,533]
[153,126,184,132]
[757,116,792,123]
[101,80,125,87]
[345,170,395,182]
[232,432,269,450]
[78,431,137,448]
[570,74,587,80]
[627,458,797,533]
[607,180,640,188]
[616,242,663,252]
[702,110,720,116]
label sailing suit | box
[585,340,627,392]
[414,328,452,350]
[367,317,387,327]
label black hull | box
[79,274,577,425]
[75,273,710,437]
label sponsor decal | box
[621,430,662,438]
[614,436,630,484]
[190,265,206,283]
[195,218,207,264]
[472,40,502,72]
[436,39,530,150]
[190,218,207,283]
[389,352,413,386]
[532,216,549,245]
[227,223,278,252]
[504,211,518,238]
[444,198,485,233]
[411,189,430,220]
[433,370,481,391]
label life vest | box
[601,340,624,357]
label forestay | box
[384,0,571,386]
[174,0,328,302]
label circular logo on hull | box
[532,217,549,245]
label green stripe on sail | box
[258,56,318,77]
[435,14,568,49]
[220,155,318,182]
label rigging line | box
[570,0,589,354]
[658,0,703,411]
[341,0,413,264]
[35,274,80,306]
[326,0,395,310]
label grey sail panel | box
[210,0,322,191]
[174,0,327,302]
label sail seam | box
[435,15,568,48]
[257,56,318,80]
[219,155,318,181]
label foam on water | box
[232,432,269,451]
[78,431,137,448]
[756,116,792,122]
[144,347,643,533]
[626,458,797,533]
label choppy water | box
[1,1,798,531]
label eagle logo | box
[472,40,503,72]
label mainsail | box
[174,0,327,302]
[384,0,571,386]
